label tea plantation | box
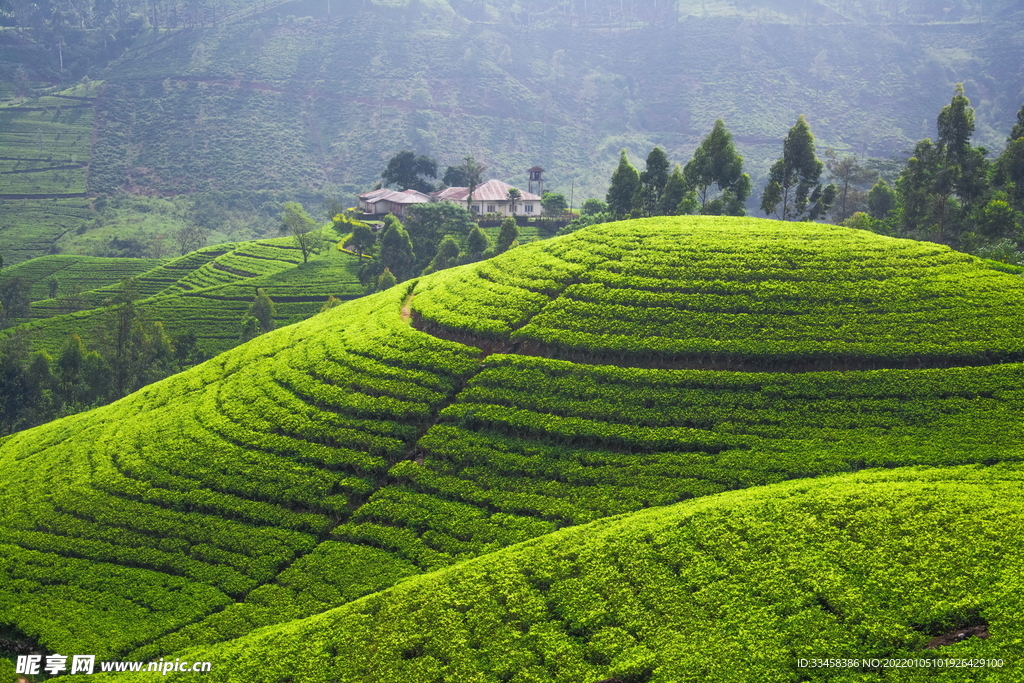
[77,464,1024,682]
[4,217,1024,680]
[3,235,364,358]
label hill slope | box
[74,463,1024,682]
[2,217,1024,668]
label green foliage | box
[248,289,276,334]
[760,116,835,221]
[378,221,416,282]
[403,202,474,273]
[380,151,437,194]
[421,235,461,276]
[867,178,896,220]
[684,120,750,216]
[540,192,568,217]
[280,202,324,264]
[496,216,518,254]
[414,216,1024,368]
[605,149,641,220]
[581,198,607,216]
[343,224,376,257]
[466,226,491,260]
[375,268,398,292]
[637,146,669,217]
[81,465,1024,682]
[7,217,1024,672]
[0,256,163,302]
[895,85,991,245]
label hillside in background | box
[1,0,1023,262]
[3,217,1024,679]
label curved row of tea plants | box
[0,87,98,262]
[413,217,1024,368]
[5,238,363,358]
[73,464,1024,683]
[5,218,1024,669]
[0,255,163,302]
[0,285,478,658]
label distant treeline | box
[567,86,1024,264]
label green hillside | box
[2,217,1024,673]
[75,463,1024,682]
[88,8,1024,206]
[2,234,365,358]
[0,254,164,301]
[3,1,1022,261]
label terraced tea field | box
[3,217,1023,681]
[0,255,164,300]
[4,236,364,358]
[0,86,97,262]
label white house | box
[358,179,542,219]
[432,179,541,217]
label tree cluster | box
[852,87,1024,259]
[0,277,198,436]
[604,120,752,221]
[354,205,519,292]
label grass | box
[2,217,1024,674]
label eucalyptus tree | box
[760,115,835,221]
[685,120,750,215]
[606,148,641,219]
[638,147,669,216]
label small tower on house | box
[528,166,545,196]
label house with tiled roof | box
[433,179,541,217]
[358,178,542,219]
[356,188,432,217]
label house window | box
[524,204,534,213]
[471,205,480,213]
[487,205,496,213]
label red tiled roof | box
[466,179,541,202]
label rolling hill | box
[3,216,1024,679]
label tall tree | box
[1009,103,1024,144]
[344,224,376,257]
[606,149,641,219]
[541,192,568,217]
[404,202,475,272]
[659,165,688,215]
[824,151,876,223]
[467,226,492,260]
[280,202,323,263]
[381,151,437,193]
[458,154,487,212]
[506,187,522,215]
[496,217,519,253]
[248,288,276,333]
[174,223,206,256]
[378,220,416,281]
[867,179,897,220]
[895,85,989,243]
[760,115,835,221]
[638,147,670,216]
[994,137,1024,214]
[684,120,750,215]
[422,235,462,275]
